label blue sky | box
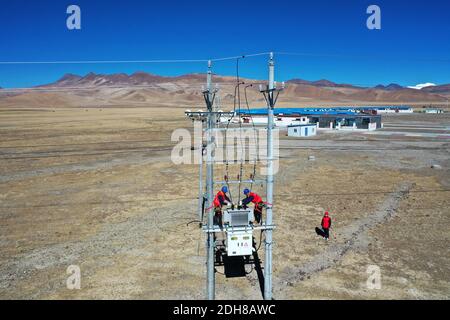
[0,0,449,88]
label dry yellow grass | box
[0,107,449,299]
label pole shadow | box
[252,238,265,299]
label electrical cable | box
[223,79,244,206]
[186,220,203,226]
[0,52,271,65]
[275,51,450,63]
[244,84,258,193]
[3,50,447,65]
[237,57,244,204]
[256,229,264,252]
[0,82,257,94]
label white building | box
[241,115,309,127]
[370,106,413,114]
[424,109,443,114]
[287,124,317,137]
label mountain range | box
[0,72,449,108]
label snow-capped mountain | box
[407,83,436,90]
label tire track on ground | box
[274,182,413,297]
[0,152,170,183]
[0,201,194,296]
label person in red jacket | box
[242,188,264,224]
[321,211,332,241]
[213,186,231,225]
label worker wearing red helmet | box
[321,211,332,241]
[242,188,264,224]
[213,186,231,225]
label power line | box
[275,51,450,63]
[0,52,271,66]
[0,196,195,210]
[0,59,207,65]
[211,52,271,62]
[0,215,195,235]
[0,84,180,93]
[0,127,171,144]
[1,51,448,93]
[0,144,447,161]
[293,189,450,197]
[1,51,448,65]
[0,146,173,160]
[1,81,449,95]
[0,82,257,94]
[0,138,169,149]
[0,136,447,148]
[0,205,447,229]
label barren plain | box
[0,106,449,299]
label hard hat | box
[221,186,228,193]
[243,188,250,195]
[325,211,329,216]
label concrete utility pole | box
[205,60,215,300]
[264,52,275,300]
[198,136,203,225]
[194,53,282,300]
[186,63,239,300]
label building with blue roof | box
[236,106,386,130]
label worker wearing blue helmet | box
[213,186,231,225]
[241,188,264,224]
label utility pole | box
[198,137,203,226]
[190,53,283,300]
[260,52,284,300]
[264,52,275,301]
[186,61,244,300]
[205,60,215,300]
